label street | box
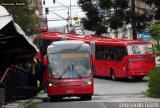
[94,76,148,95]
[36,77,160,108]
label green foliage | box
[95,24,108,35]
[155,9,160,20]
[98,0,112,9]
[149,23,160,56]
[150,24,160,40]
[153,44,160,56]
[78,0,152,36]
[2,0,37,36]
[113,0,128,9]
[146,66,160,98]
[108,15,123,29]
[81,18,93,31]
[124,10,135,24]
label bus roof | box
[95,38,153,46]
[34,31,112,42]
[34,31,152,46]
[47,40,90,54]
[35,32,63,40]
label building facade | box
[30,0,43,15]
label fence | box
[0,65,38,103]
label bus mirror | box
[43,55,48,66]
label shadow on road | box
[33,96,90,103]
[94,76,147,83]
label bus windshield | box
[127,44,152,55]
[48,52,91,78]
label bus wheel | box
[81,95,92,101]
[132,76,144,81]
[110,69,116,81]
[50,96,61,102]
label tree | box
[78,0,152,39]
[149,23,160,56]
[145,0,160,56]
[1,0,38,36]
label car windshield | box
[127,44,152,55]
[48,52,91,78]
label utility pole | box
[53,0,70,32]
[131,0,137,39]
[70,0,72,26]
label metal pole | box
[70,0,72,26]
[55,0,70,33]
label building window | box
[53,0,55,4]
[43,0,45,5]
[45,8,49,14]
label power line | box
[48,17,85,21]
[50,7,82,11]
[43,5,79,8]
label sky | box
[42,0,86,28]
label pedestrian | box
[35,58,43,86]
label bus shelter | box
[0,6,38,103]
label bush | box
[146,66,160,98]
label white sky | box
[42,0,86,28]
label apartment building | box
[29,0,43,15]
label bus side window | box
[95,45,127,61]
[113,46,126,61]
[95,45,103,60]
[95,45,109,60]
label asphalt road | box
[94,76,148,95]
[37,102,128,108]
[36,77,152,108]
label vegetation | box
[146,19,160,97]
[150,23,160,56]
[1,0,38,36]
[78,0,160,39]
[146,66,160,98]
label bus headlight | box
[48,81,56,87]
[48,83,53,87]
[84,79,92,86]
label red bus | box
[65,36,156,80]
[90,39,155,80]
[33,32,63,60]
[43,40,94,101]
[34,32,155,80]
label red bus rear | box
[43,40,94,101]
[90,39,156,80]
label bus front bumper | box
[47,84,94,97]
